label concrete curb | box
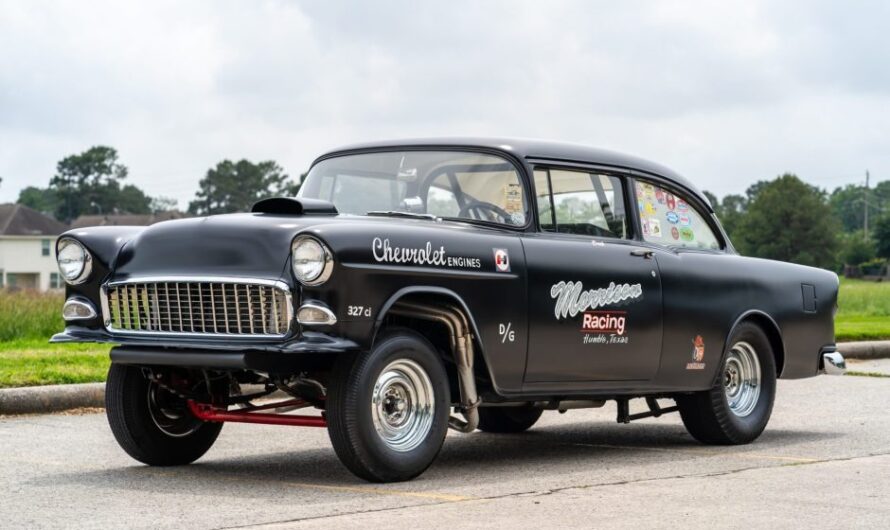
[0,343,887,416]
[838,341,890,360]
[0,383,105,416]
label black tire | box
[477,405,543,433]
[105,363,223,466]
[676,322,777,445]
[327,330,451,482]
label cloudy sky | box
[1,0,887,208]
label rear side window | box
[535,168,630,239]
[635,181,721,250]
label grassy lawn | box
[0,339,110,388]
[836,279,890,342]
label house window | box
[42,239,51,256]
[0,271,4,288]
[50,272,61,290]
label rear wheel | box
[105,364,223,466]
[676,322,777,444]
[477,405,543,433]
[326,330,451,482]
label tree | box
[839,230,876,266]
[704,190,748,241]
[735,173,840,269]
[188,159,299,215]
[18,146,152,222]
[829,181,890,234]
[875,214,890,259]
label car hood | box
[111,213,329,281]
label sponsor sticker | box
[679,227,695,242]
[679,214,691,226]
[655,190,666,204]
[643,202,657,217]
[671,227,680,240]
[648,218,662,238]
[686,335,706,370]
[493,248,511,272]
[504,183,523,214]
[666,211,680,224]
[677,199,689,212]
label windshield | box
[298,151,528,227]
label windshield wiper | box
[366,210,440,221]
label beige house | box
[0,204,68,291]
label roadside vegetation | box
[0,291,109,388]
[0,280,888,388]
[836,279,890,342]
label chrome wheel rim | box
[723,341,762,417]
[371,359,435,452]
[147,383,201,437]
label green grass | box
[0,339,110,388]
[836,279,890,342]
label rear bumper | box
[820,350,846,375]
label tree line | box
[17,146,301,223]
[704,173,890,272]
[15,145,889,273]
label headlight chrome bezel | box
[56,237,93,285]
[291,235,334,286]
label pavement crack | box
[216,450,890,529]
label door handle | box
[630,249,655,259]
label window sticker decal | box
[666,212,680,224]
[647,219,662,238]
[671,227,680,240]
[679,227,695,242]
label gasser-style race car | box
[53,138,846,482]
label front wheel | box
[105,364,223,466]
[326,330,451,482]
[676,322,777,445]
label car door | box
[523,167,663,383]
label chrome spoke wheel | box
[723,341,762,417]
[371,359,435,452]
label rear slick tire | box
[676,322,777,445]
[477,405,543,433]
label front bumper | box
[51,327,359,371]
[820,351,846,375]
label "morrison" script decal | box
[551,280,643,319]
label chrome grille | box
[102,279,292,338]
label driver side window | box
[537,168,630,239]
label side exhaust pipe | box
[389,302,480,433]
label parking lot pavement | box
[2,374,888,529]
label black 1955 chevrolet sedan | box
[53,138,845,482]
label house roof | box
[69,211,185,229]
[0,203,68,236]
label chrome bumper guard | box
[821,351,846,375]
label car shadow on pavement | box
[26,421,844,492]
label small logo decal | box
[493,248,510,272]
[671,227,680,240]
[666,211,680,224]
[686,335,706,370]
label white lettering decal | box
[371,238,481,269]
[550,281,643,319]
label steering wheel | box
[458,201,512,224]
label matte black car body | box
[54,138,840,400]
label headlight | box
[291,235,333,286]
[56,238,93,285]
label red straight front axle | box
[187,400,327,427]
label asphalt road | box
[2,370,889,529]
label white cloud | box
[0,0,887,208]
